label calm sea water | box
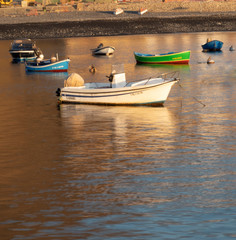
[0,32,235,240]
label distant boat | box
[56,65,179,106]
[202,39,223,52]
[134,51,190,64]
[9,39,43,63]
[114,8,124,15]
[91,43,115,56]
[138,8,148,15]
[25,57,70,72]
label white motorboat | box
[91,43,115,55]
[56,65,179,106]
[9,39,43,63]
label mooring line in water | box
[178,82,206,107]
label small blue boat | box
[202,39,223,52]
[25,58,70,72]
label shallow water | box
[0,32,235,240]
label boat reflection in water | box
[59,104,176,161]
[25,71,69,77]
[135,62,191,72]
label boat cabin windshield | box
[11,39,36,50]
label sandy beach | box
[0,1,236,40]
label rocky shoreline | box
[0,8,236,40]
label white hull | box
[114,8,124,15]
[138,8,148,15]
[59,77,178,106]
[92,47,115,55]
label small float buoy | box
[89,64,96,74]
[51,56,57,63]
[36,57,43,63]
[229,45,235,51]
[207,57,215,64]
[39,54,44,60]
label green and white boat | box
[134,50,190,64]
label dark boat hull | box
[202,40,223,52]
[9,51,38,62]
[9,39,42,62]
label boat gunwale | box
[201,40,223,49]
[136,59,189,64]
[202,40,223,45]
[25,59,70,69]
[9,50,36,53]
[93,46,115,51]
[61,78,178,96]
[134,50,191,58]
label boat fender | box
[36,58,42,64]
[56,88,61,96]
[51,57,57,63]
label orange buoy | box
[89,65,96,73]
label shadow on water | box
[201,50,223,54]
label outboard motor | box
[56,88,61,96]
[106,64,126,88]
[107,73,114,83]
[106,73,114,87]
[106,71,126,88]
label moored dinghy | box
[25,54,70,72]
[56,64,179,106]
[91,43,115,56]
[9,39,43,63]
[134,51,190,64]
[202,39,223,52]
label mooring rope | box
[178,82,206,107]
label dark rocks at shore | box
[0,13,236,40]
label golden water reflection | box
[58,105,180,207]
[60,105,177,157]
